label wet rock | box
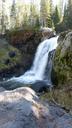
[8,51,16,58]
[0,87,6,92]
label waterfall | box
[0,36,58,91]
[10,36,58,83]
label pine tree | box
[67,0,72,28]
[22,5,28,27]
[63,4,67,22]
[52,6,60,27]
[63,0,72,29]
[10,0,17,28]
[40,0,53,27]
[1,0,6,33]
[40,0,47,26]
[0,0,10,33]
[29,1,38,26]
[57,0,64,19]
[46,0,53,27]
[35,15,40,28]
[50,0,54,15]
[0,10,1,32]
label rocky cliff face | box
[6,30,42,56]
[0,30,42,79]
[53,31,72,88]
[49,31,72,111]
[0,39,22,79]
[6,30,42,73]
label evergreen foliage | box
[52,6,60,27]
[56,0,72,32]
[0,0,72,32]
[35,16,40,28]
[40,0,53,27]
[10,0,17,29]
[1,0,8,33]
[63,0,72,29]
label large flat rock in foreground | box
[0,87,72,128]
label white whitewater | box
[9,36,58,85]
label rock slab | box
[0,87,72,128]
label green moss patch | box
[53,32,72,88]
[0,39,21,70]
[41,89,72,111]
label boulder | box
[0,87,6,92]
[53,31,72,87]
[8,51,16,58]
[0,87,72,128]
[40,27,56,41]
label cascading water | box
[0,36,58,91]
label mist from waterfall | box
[9,36,58,86]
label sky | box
[17,0,67,6]
[0,0,67,11]
[17,0,58,6]
[0,0,63,6]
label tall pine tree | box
[46,0,53,27]
[40,0,47,26]
[10,0,17,28]
[1,0,6,33]
[57,0,63,19]
[52,6,60,27]
[63,0,72,29]
[40,0,53,27]
[29,0,38,26]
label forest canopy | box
[0,0,72,33]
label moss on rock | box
[41,88,72,112]
[0,39,21,78]
[53,31,72,88]
[41,31,72,112]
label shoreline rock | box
[0,87,72,128]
